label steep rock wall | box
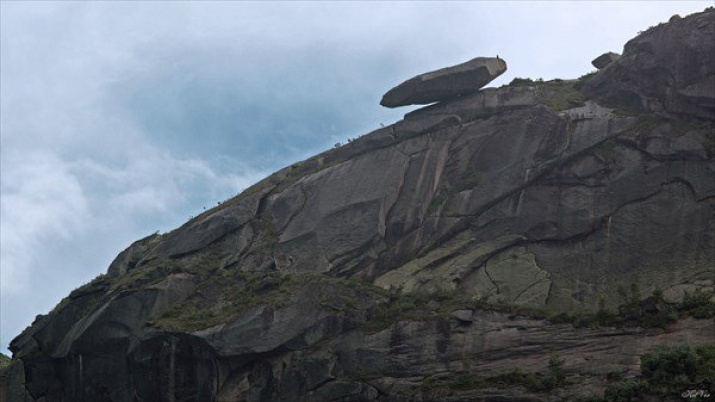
[3,8,714,402]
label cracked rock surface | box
[3,8,714,402]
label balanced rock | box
[591,52,621,69]
[380,56,507,107]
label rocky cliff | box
[3,8,714,402]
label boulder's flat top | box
[380,56,507,107]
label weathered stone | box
[107,233,161,277]
[451,309,474,322]
[461,247,551,306]
[405,85,538,122]
[128,334,219,402]
[306,381,378,402]
[591,51,621,69]
[5,8,715,402]
[149,185,273,259]
[583,8,715,119]
[380,56,507,107]
[1,360,28,402]
[195,282,376,357]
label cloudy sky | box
[1,1,710,355]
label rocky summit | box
[582,9,715,121]
[380,56,507,108]
[2,8,715,402]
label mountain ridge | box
[2,7,714,402]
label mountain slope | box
[3,8,714,402]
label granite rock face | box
[3,8,714,402]
[582,8,715,120]
[591,52,620,69]
[380,56,507,107]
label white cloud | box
[71,152,265,221]
[1,151,88,294]
[0,147,265,353]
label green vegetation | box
[415,353,567,396]
[477,354,566,392]
[607,368,625,382]
[151,273,389,332]
[0,353,11,381]
[601,379,650,402]
[361,284,713,335]
[0,353,10,369]
[360,288,556,334]
[548,286,713,330]
[622,114,661,134]
[360,288,455,333]
[108,260,184,292]
[152,303,225,333]
[249,217,280,256]
[597,139,618,163]
[580,344,715,402]
[618,113,709,138]
[616,113,714,158]
[641,344,715,395]
[352,365,383,382]
[705,130,715,155]
[574,70,598,89]
[455,171,484,191]
[507,77,586,110]
[150,270,296,332]
[426,188,454,215]
[141,217,289,331]
[680,289,715,319]
[426,171,485,215]
[539,80,587,110]
[669,119,709,134]
[508,77,536,86]
[74,293,105,321]
[612,107,642,118]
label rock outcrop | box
[3,8,714,402]
[591,52,620,69]
[582,8,715,120]
[380,56,507,107]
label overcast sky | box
[1,1,710,355]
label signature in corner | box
[682,389,711,399]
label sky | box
[1,1,711,356]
